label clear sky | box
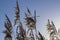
[0,0,60,40]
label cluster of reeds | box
[3,0,60,40]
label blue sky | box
[0,0,60,40]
